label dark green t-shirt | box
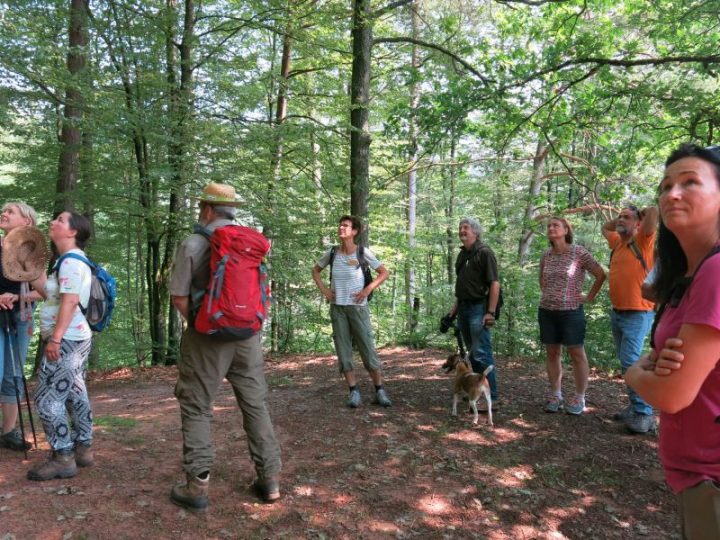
[454,241,499,303]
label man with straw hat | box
[168,183,282,511]
[0,202,48,452]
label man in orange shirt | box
[602,205,658,434]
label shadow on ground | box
[0,348,677,539]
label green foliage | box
[1,0,717,368]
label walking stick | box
[21,373,37,449]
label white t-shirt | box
[317,246,381,306]
[40,249,92,341]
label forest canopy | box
[0,0,718,368]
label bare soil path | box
[0,348,677,539]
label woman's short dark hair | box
[655,143,720,304]
[548,216,574,244]
[68,212,93,249]
[664,143,720,182]
[339,215,362,236]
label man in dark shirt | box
[449,217,501,402]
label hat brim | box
[2,226,50,282]
[191,196,244,207]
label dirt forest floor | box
[0,348,679,540]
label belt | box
[612,308,651,314]
[459,299,486,306]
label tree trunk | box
[405,0,420,332]
[269,13,293,354]
[517,138,549,266]
[55,0,88,215]
[444,129,458,285]
[162,0,196,365]
[350,0,372,245]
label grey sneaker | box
[626,413,657,434]
[565,395,585,416]
[346,388,361,408]
[612,404,633,422]
[373,388,392,408]
[544,396,563,413]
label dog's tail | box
[482,364,495,377]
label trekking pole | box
[21,372,37,450]
[2,311,32,459]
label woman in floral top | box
[539,217,606,415]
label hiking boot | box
[626,413,657,434]
[252,476,281,503]
[346,388,361,408]
[27,450,78,481]
[170,473,209,511]
[373,388,392,407]
[612,404,633,422]
[565,395,585,416]
[544,396,563,413]
[0,428,31,452]
[74,442,94,467]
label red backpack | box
[192,224,271,340]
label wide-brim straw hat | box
[1,225,50,282]
[191,182,243,207]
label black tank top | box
[0,245,22,296]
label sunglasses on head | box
[624,204,641,220]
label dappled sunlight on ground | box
[417,493,452,515]
[0,347,678,539]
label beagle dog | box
[441,353,494,427]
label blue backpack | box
[55,253,117,332]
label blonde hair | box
[2,202,38,226]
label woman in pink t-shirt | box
[538,217,605,415]
[626,143,720,540]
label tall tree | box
[55,0,89,215]
[350,0,372,243]
[163,0,196,365]
[404,0,420,332]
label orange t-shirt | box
[606,230,655,311]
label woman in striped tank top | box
[538,217,606,415]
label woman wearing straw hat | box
[0,202,47,452]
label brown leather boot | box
[74,442,94,467]
[170,473,209,511]
[252,475,280,503]
[27,450,78,481]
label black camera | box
[439,313,456,334]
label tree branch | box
[506,54,720,91]
[373,36,490,84]
[374,0,414,19]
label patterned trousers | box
[34,338,93,452]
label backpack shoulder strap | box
[53,253,93,311]
[357,245,368,268]
[627,239,649,273]
[54,252,93,272]
[328,245,338,282]
[192,224,212,241]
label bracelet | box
[48,338,61,345]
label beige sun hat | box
[192,182,243,207]
[1,225,50,282]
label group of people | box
[1,142,717,538]
[0,204,96,481]
[306,142,720,538]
